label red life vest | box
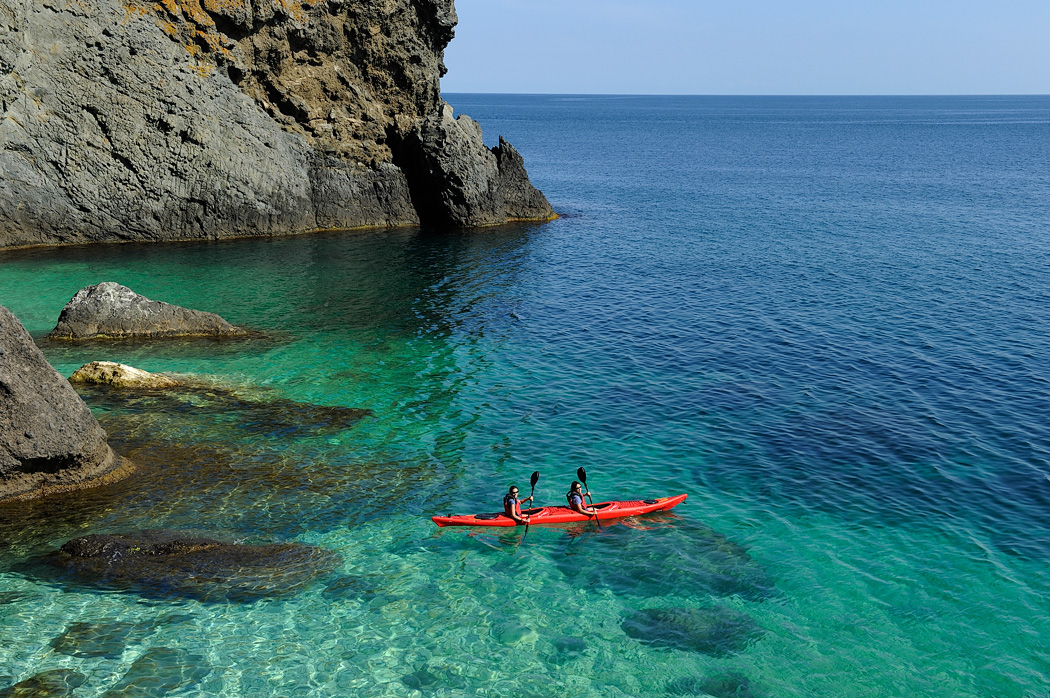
[503,494,522,517]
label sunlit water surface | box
[2,95,1050,697]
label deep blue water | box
[1,95,1050,696]
[452,93,1050,551]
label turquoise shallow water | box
[2,95,1050,696]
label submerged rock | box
[621,606,763,656]
[69,362,180,389]
[321,574,384,602]
[74,378,372,438]
[51,620,145,658]
[666,672,763,698]
[546,636,588,666]
[0,669,87,698]
[101,647,209,698]
[553,517,777,602]
[47,283,245,341]
[0,305,131,503]
[45,530,340,602]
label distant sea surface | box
[2,95,1050,697]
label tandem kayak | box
[431,494,687,527]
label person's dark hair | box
[509,485,519,492]
[570,480,581,491]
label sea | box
[1,94,1050,697]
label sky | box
[442,0,1050,95]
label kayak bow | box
[431,494,687,527]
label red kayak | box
[431,494,687,527]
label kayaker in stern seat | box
[504,485,533,525]
[567,481,597,515]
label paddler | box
[503,485,533,525]
[567,480,597,515]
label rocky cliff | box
[0,0,553,248]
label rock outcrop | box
[0,305,130,503]
[70,361,181,388]
[47,282,244,340]
[0,0,553,248]
[45,530,341,601]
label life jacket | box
[566,489,584,509]
[503,494,522,518]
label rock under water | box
[621,606,764,656]
[0,669,87,698]
[39,530,340,602]
[0,305,131,503]
[47,283,245,341]
[101,647,210,698]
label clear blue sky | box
[442,0,1050,95]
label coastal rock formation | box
[46,530,341,601]
[395,105,553,227]
[0,0,553,248]
[0,305,130,503]
[47,282,244,340]
[70,361,181,388]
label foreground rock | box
[46,530,340,602]
[0,0,552,247]
[0,306,130,503]
[47,283,244,340]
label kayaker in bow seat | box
[567,481,597,515]
[503,485,533,525]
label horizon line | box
[442,91,1050,99]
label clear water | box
[2,95,1050,697]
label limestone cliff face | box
[0,0,552,248]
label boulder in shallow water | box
[46,530,340,602]
[101,647,209,698]
[621,606,763,656]
[666,672,763,698]
[0,669,87,697]
[0,305,131,503]
[47,283,245,340]
[69,362,180,389]
[51,620,145,658]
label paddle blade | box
[577,467,588,485]
[530,471,540,488]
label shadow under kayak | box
[431,494,687,527]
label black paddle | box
[577,466,602,529]
[520,471,540,546]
